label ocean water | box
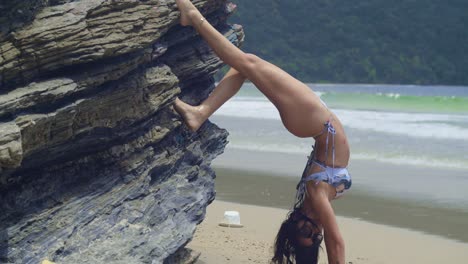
[213,83,468,170]
[210,83,468,212]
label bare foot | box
[175,0,201,27]
[174,97,206,132]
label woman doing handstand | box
[172,1,352,263]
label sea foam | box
[215,97,468,140]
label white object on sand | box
[218,210,243,228]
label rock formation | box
[0,0,243,263]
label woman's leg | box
[175,0,326,137]
[174,67,246,131]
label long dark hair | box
[271,209,321,264]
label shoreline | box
[189,200,468,264]
[209,146,468,243]
[213,166,468,243]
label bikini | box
[294,100,352,208]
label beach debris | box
[219,210,243,228]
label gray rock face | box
[0,0,244,263]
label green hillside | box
[223,0,468,85]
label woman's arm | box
[307,183,346,264]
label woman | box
[172,1,352,263]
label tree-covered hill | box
[225,0,468,85]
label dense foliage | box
[222,0,468,85]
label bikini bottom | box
[296,160,352,201]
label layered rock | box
[0,0,244,263]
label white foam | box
[227,143,468,170]
[228,141,308,154]
[214,97,468,140]
[214,98,280,120]
[335,109,468,140]
[384,93,401,99]
[351,153,468,170]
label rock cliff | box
[0,0,243,263]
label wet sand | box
[213,167,468,243]
[188,147,468,262]
[211,148,468,243]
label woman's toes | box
[173,98,203,132]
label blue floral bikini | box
[295,115,352,207]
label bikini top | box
[294,119,337,208]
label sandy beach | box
[188,200,468,264]
[211,149,468,243]
[187,86,468,263]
